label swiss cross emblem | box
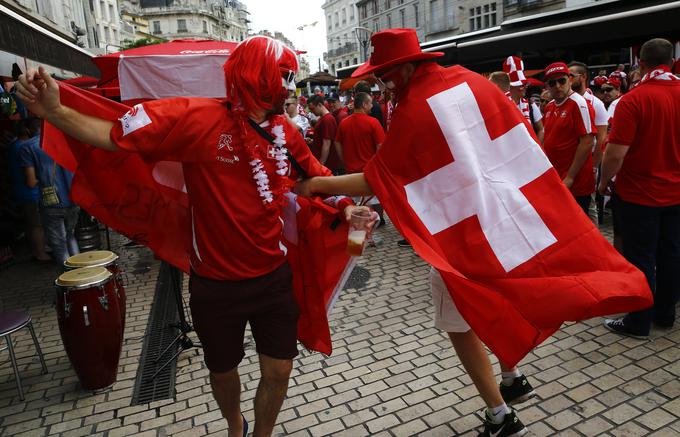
[267,145,278,160]
[405,82,557,272]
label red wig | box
[224,35,299,115]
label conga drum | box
[64,251,126,333]
[55,267,123,390]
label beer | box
[347,230,367,256]
[347,207,374,256]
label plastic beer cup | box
[347,209,372,256]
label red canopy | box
[92,39,239,101]
[62,76,99,88]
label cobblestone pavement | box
[0,213,678,437]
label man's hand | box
[294,177,318,197]
[343,205,380,232]
[597,179,613,196]
[15,66,62,119]
[562,176,574,189]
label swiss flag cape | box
[43,83,353,355]
[363,64,652,367]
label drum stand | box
[151,265,201,381]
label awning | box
[0,5,98,77]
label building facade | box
[322,0,361,75]
[503,0,566,20]
[138,0,249,43]
[356,0,426,48]
[92,0,123,51]
[425,0,504,41]
[2,0,91,47]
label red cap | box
[605,77,621,89]
[543,62,569,81]
[593,76,608,87]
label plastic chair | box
[0,311,48,401]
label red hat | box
[543,62,569,81]
[593,76,608,87]
[351,28,443,78]
[605,77,621,89]
[509,70,527,87]
[503,56,525,74]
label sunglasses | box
[375,64,402,88]
[601,87,615,92]
[547,77,568,87]
[281,70,296,90]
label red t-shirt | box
[542,93,596,196]
[608,79,680,206]
[311,112,341,171]
[335,113,385,173]
[333,106,349,125]
[111,98,331,280]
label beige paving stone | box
[544,409,582,430]
[635,408,676,430]
[602,403,642,424]
[574,415,614,435]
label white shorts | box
[430,268,471,333]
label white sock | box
[488,403,511,424]
[501,368,522,386]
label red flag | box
[43,83,354,354]
[43,83,191,271]
[363,64,652,367]
[283,194,356,355]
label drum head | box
[64,250,118,268]
[56,266,112,288]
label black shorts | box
[189,262,299,373]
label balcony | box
[325,42,358,59]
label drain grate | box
[343,266,370,290]
[131,262,181,405]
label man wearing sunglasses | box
[602,78,622,116]
[542,62,597,215]
[569,62,608,168]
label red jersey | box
[335,113,385,173]
[111,97,331,280]
[542,92,596,196]
[333,106,349,125]
[310,112,341,171]
[608,77,680,206]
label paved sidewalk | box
[0,214,678,437]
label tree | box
[120,37,165,50]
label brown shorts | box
[189,262,299,373]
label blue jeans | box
[42,206,80,267]
[617,198,680,334]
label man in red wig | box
[15,35,361,437]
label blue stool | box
[0,311,48,401]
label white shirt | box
[291,114,310,137]
[583,90,608,127]
[607,97,621,123]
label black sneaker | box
[397,239,411,247]
[500,375,536,405]
[479,410,528,437]
[604,318,648,339]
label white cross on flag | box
[364,64,651,366]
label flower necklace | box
[243,118,292,211]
